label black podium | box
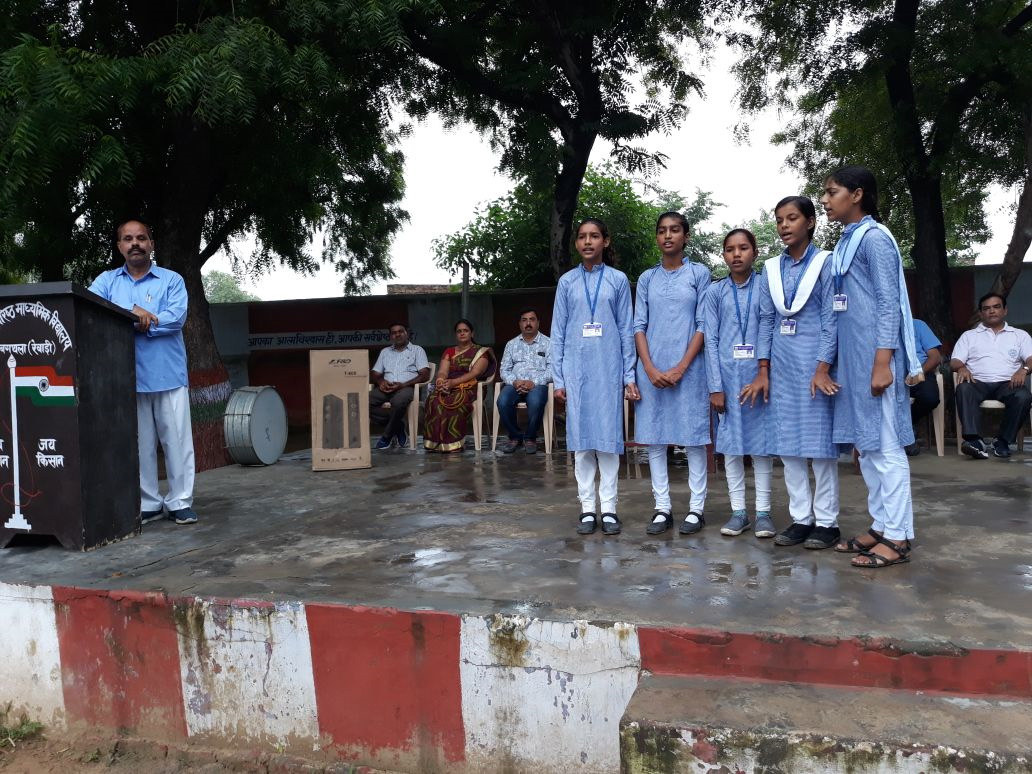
[0,282,139,550]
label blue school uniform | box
[632,261,711,446]
[756,245,838,459]
[831,218,915,451]
[550,263,635,455]
[703,273,768,456]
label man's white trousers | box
[138,386,195,513]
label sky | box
[203,45,1027,301]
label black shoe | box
[576,513,597,535]
[992,438,1012,458]
[904,442,920,456]
[396,430,408,448]
[600,513,621,535]
[678,511,705,535]
[803,525,841,550]
[775,522,814,546]
[646,511,672,535]
[501,439,521,454]
[961,439,989,459]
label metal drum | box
[224,386,288,466]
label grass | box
[0,703,44,750]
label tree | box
[203,271,260,303]
[433,165,723,287]
[0,1,411,466]
[731,0,1032,341]
[401,0,713,281]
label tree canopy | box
[730,0,1032,339]
[203,270,261,303]
[401,0,714,280]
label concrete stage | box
[2,445,1031,773]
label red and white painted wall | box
[3,581,1030,773]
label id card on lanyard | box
[581,264,605,337]
[731,275,755,357]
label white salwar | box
[723,454,773,512]
[858,395,915,540]
[574,450,620,514]
[647,445,707,513]
[138,386,195,513]
[781,456,839,528]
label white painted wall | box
[0,582,65,728]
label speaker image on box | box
[347,392,361,449]
[322,394,344,449]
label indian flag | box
[13,366,76,407]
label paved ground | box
[1,444,1030,649]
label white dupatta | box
[766,248,831,317]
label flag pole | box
[5,354,29,531]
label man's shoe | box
[754,512,776,538]
[141,509,165,524]
[374,436,392,450]
[803,525,841,550]
[678,511,705,535]
[904,442,920,456]
[170,507,198,525]
[720,510,751,536]
[774,522,814,546]
[992,438,1012,458]
[524,440,538,455]
[961,439,989,459]
[395,430,408,448]
[600,513,621,535]
[501,439,521,454]
[577,513,597,535]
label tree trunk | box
[549,129,596,279]
[989,105,1032,300]
[156,118,231,473]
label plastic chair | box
[909,372,945,456]
[491,383,554,453]
[473,372,495,451]
[953,371,1028,454]
[369,363,434,449]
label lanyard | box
[730,273,754,345]
[783,244,815,308]
[581,263,605,323]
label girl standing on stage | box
[741,196,841,550]
[821,166,920,568]
[704,229,774,538]
[633,211,711,536]
[551,218,639,536]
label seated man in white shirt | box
[370,323,430,449]
[951,292,1032,459]
[498,308,551,455]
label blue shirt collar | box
[116,262,159,280]
[780,241,818,266]
[842,214,876,238]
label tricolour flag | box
[13,366,76,407]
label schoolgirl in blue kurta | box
[746,195,841,551]
[634,211,711,536]
[704,229,774,538]
[551,218,638,537]
[821,166,921,568]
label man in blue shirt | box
[497,309,551,454]
[906,319,943,455]
[89,220,198,525]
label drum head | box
[247,387,288,464]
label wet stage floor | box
[2,445,1031,649]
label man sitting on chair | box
[951,292,1032,459]
[498,308,551,455]
[905,318,943,456]
[370,323,430,449]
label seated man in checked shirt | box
[498,308,552,455]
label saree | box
[423,346,496,452]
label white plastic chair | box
[491,383,555,453]
[472,372,495,451]
[369,363,434,449]
[953,371,1028,454]
[910,372,945,456]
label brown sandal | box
[834,528,882,554]
[851,537,911,568]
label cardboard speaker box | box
[309,349,370,471]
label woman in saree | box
[423,319,497,452]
